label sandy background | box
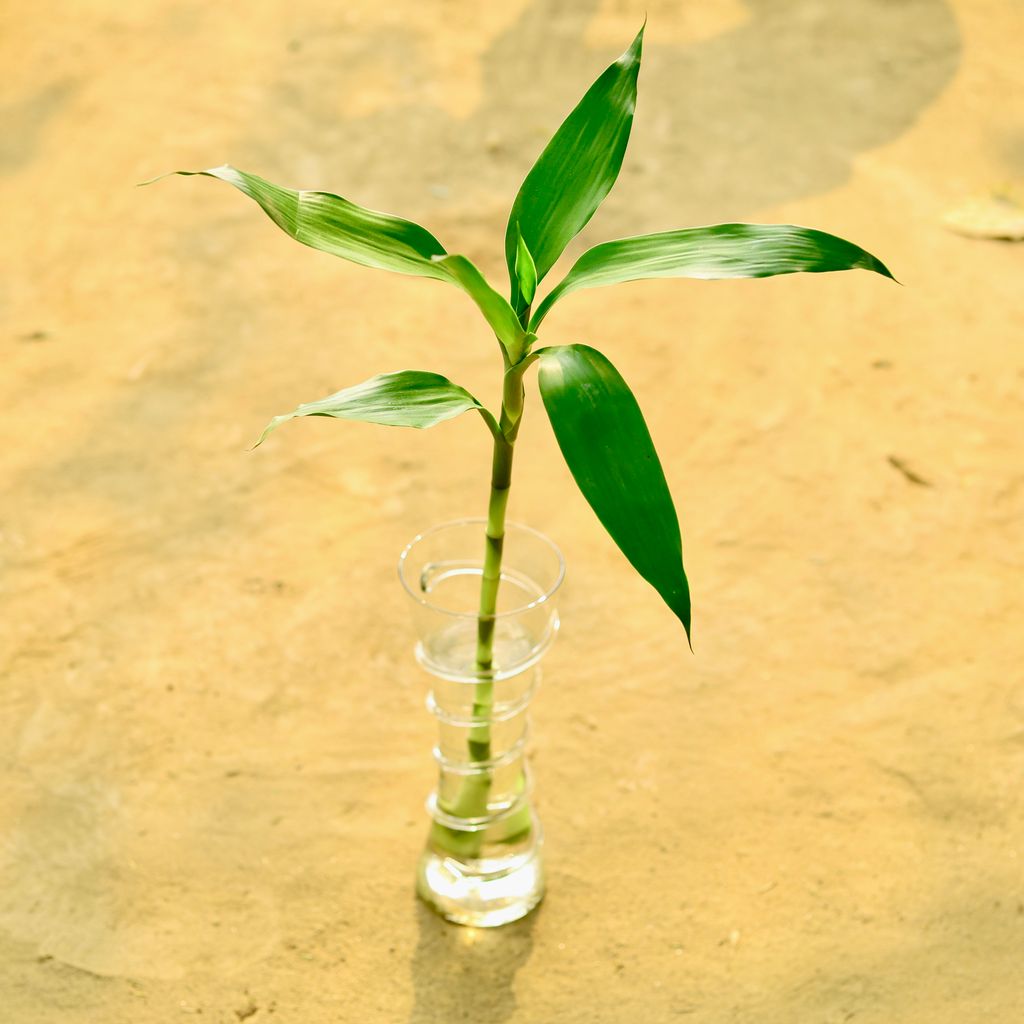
[2,0,1022,1020]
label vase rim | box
[398,517,565,620]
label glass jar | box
[398,519,564,927]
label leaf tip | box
[862,252,900,285]
[681,602,693,651]
[137,168,214,188]
[876,259,901,285]
[627,17,646,61]
[250,415,287,450]
[611,19,645,73]
[673,585,693,652]
[136,171,174,188]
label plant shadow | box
[408,901,537,1023]
[251,0,960,253]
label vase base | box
[416,842,544,928]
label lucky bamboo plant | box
[148,26,891,860]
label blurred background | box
[2,1,1022,1020]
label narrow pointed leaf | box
[514,224,537,307]
[254,370,489,446]
[147,166,526,359]
[505,25,644,310]
[153,166,452,278]
[537,344,691,640]
[531,223,895,328]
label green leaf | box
[151,165,451,278]
[537,344,690,641]
[432,254,530,361]
[504,25,644,311]
[254,370,492,446]
[531,223,896,329]
[513,224,537,307]
[145,166,526,359]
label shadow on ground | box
[249,0,960,240]
[408,903,536,1023]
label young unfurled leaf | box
[513,224,538,308]
[537,344,691,641]
[504,25,644,311]
[530,223,896,329]
[254,370,493,447]
[146,166,526,359]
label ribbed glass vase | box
[398,519,564,927]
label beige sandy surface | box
[2,1,1023,1020]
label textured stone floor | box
[2,1,1022,1020]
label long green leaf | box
[158,165,450,277]
[531,223,895,329]
[537,344,691,641]
[146,166,526,358]
[254,370,493,446]
[504,25,644,311]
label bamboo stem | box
[467,363,525,782]
[430,362,527,857]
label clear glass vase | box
[398,518,565,927]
